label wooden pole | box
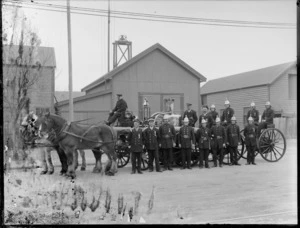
[67,0,74,121]
[108,0,111,73]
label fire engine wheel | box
[258,128,286,162]
[115,146,130,168]
[174,148,199,167]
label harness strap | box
[80,125,97,142]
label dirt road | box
[4,139,297,224]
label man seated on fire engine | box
[106,94,128,126]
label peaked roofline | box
[201,61,296,95]
[81,43,206,92]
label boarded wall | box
[274,117,297,139]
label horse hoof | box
[81,167,86,171]
[106,172,114,176]
[92,168,101,173]
[48,170,54,175]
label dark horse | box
[37,113,118,178]
[22,113,86,175]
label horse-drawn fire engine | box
[114,111,286,170]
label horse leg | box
[66,148,76,179]
[101,145,118,176]
[40,147,48,175]
[46,148,54,174]
[92,149,102,173]
[74,150,79,171]
[55,146,68,175]
[79,149,86,171]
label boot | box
[40,170,48,175]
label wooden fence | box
[274,117,297,139]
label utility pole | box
[108,0,110,73]
[67,0,74,121]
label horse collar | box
[57,121,70,137]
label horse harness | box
[58,121,115,145]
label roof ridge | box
[205,61,295,84]
[201,61,296,95]
[81,43,206,92]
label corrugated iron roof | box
[3,45,56,67]
[81,43,207,92]
[54,91,85,102]
[201,61,296,95]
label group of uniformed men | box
[108,94,275,174]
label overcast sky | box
[4,0,296,91]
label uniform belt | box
[248,134,254,138]
[183,135,190,139]
[216,136,223,139]
[201,137,207,140]
[163,135,170,138]
[231,134,237,136]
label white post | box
[67,0,73,121]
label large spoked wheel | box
[258,128,286,162]
[174,147,199,167]
[115,146,130,168]
[141,149,149,170]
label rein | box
[62,130,115,144]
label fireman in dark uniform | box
[159,115,176,171]
[210,117,227,167]
[196,119,210,169]
[178,117,195,169]
[127,119,144,174]
[199,105,214,129]
[182,103,198,127]
[246,102,259,125]
[221,99,235,127]
[257,101,275,137]
[209,104,219,125]
[143,118,162,172]
[226,116,241,166]
[244,116,258,165]
[106,94,128,126]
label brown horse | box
[22,113,86,174]
[37,113,118,178]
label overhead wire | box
[15,0,295,26]
[3,0,296,29]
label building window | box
[289,74,297,100]
[243,107,251,125]
[36,107,50,117]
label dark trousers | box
[131,152,142,172]
[148,149,161,171]
[257,122,268,137]
[212,147,224,165]
[181,148,191,168]
[199,148,209,167]
[229,146,238,164]
[247,146,256,164]
[162,148,173,169]
[108,112,122,124]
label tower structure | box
[113,35,132,69]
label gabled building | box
[3,45,56,139]
[201,61,297,127]
[57,43,207,124]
